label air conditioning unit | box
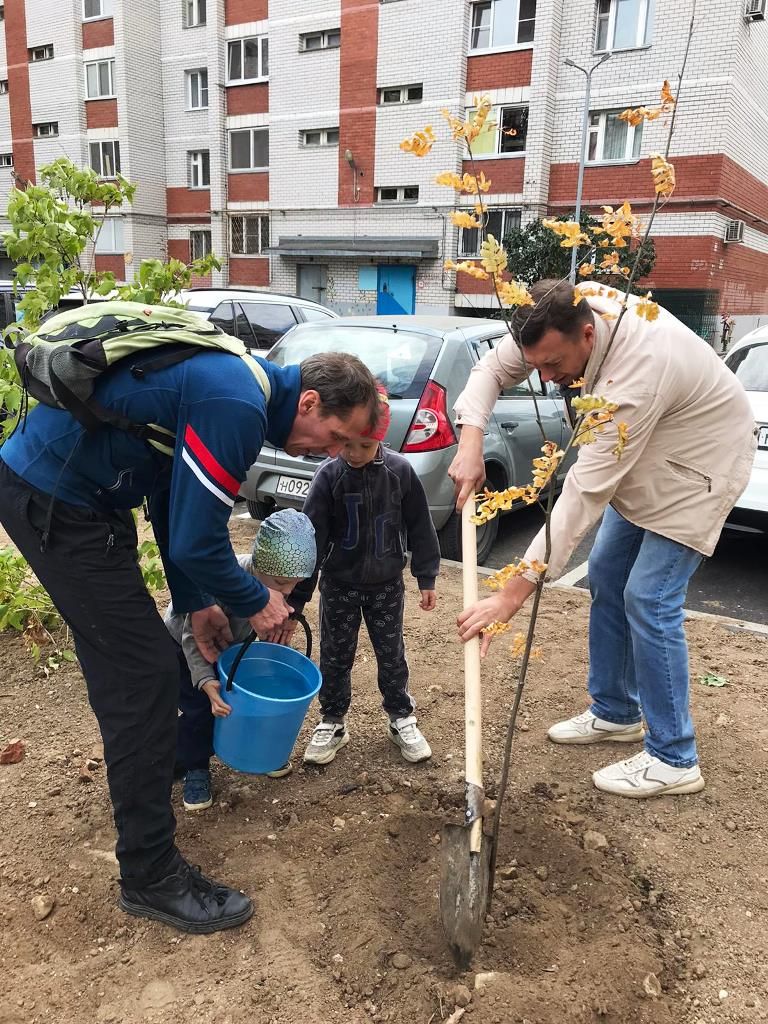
[724,219,745,243]
[745,0,765,21]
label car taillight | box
[401,380,457,453]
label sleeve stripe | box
[182,450,236,507]
[184,424,241,496]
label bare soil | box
[1,514,767,1024]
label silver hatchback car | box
[241,316,574,563]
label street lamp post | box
[564,52,612,283]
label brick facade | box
[225,0,268,26]
[229,256,269,286]
[82,18,114,50]
[226,83,269,116]
[5,0,35,183]
[228,172,269,202]
[85,98,118,130]
[338,0,378,207]
[466,50,532,91]
[167,188,211,219]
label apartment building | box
[0,0,766,341]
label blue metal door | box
[377,264,416,315]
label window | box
[459,207,521,257]
[94,218,124,253]
[469,0,536,50]
[300,29,340,51]
[33,122,58,137]
[376,185,419,203]
[587,109,642,162]
[0,81,8,95]
[229,127,269,170]
[0,7,5,23]
[230,214,269,255]
[187,149,210,188]
[186,68,208,109]
[29,44,54,62]
[378,84,423,105]
[184,0,206,28]
[469,104,528,155]
[0,153,12,167]
[190,229,212,261]
[300,127,339,147]
[90,140,121,177]
[227,36,268,83]
[85,59,115,99]
[83,0,112,19]
[240,302,298,348]
[595,0,653,51]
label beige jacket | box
[454,284,757,580]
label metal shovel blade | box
[440,822,493,969]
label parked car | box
[724,328,768,530]
[180,288,337,349]
[240,315,576,564]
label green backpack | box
[11,300,271,455]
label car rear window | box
[727,343,768,392]
[268,324,442,399]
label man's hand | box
[191,605,234,664]
[201,679,232,717]
[419,589,437,611]
[457,577,536,657]
[262,618,299,646]
[248,588,293,637]
[448,425,486,510]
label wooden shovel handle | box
[462,498,484,855]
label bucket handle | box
[224,613,312,693]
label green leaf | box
[698,673,728,688]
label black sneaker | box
[119,861,253,934]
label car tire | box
[437,481,500,567]
[246,498,273,521]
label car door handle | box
[500,421,519,431]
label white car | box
[179,288,337,349]
[725,328,768,529]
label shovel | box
[439,496,493,970]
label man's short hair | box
[511,279,595,348]
[300,352,381,431]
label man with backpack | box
[0,301,381,934]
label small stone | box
[48,786,62,797]
[693,961,707,979]
[583,830,609,852]
[498,865,518,880]
[90,743,104,762]
[452,985,472,1007]
[28,801,37,809]
[719,990,729,1002]
[332,953,344,965]
[288,813,300,827]
[387,822,400,838]
[31,893,55,921]
[85,758,100,771]
[266,834,277,841]
[534,865,549,881]
[746,996,758,1008]
[642,973,662,999]
[391,953,411,970]
[78,766,93,784]
[381,781,394,794]
[518,722,530,732]
[474,972,498,991]
[724,820,737,833]
[0,739,25,765]
[333,817,345,830]
[139,981,177,1010]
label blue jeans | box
[587,506,703,768]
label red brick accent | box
[462,157,524,193]
[226,82,269,116]
[225,0,267,25]
[229,257,269,286]
[168,239,190,262]
[338,0,378,207]
[466,50,532,91]
[5,0,35,183]
[167,187,211,218]
[94,255,125,279]
[86,98,118,130]
[228,172,269,202]
[82,17,114,49]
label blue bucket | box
[213,628,321,775]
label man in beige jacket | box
[451,279,755,798]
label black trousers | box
[318,575,414,721]
[0,462,181,885]
[175,646,214,772]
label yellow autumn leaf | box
[449,210,482,229]
[479,234,508,274]
[612,421,630,460]
[599,251,620,271]
[601,312,618,321]
[542,218,591,249]
[568,376,586,388]
[482,621,512,637]
[660,79,675,108]
[578,263,595,278]
[572,394,619,415]
[435,171,464,189]
[444,259,491,280]
[497,279,534,308]
[399,125,436,158]
[650,153,676,197]
[636,291,660,321]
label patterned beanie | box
[361,383,391,442]
[251,508,316,578]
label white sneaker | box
[593,750,705,798]
[547,710,645,745]
[388,716,432,763]
[303,721,349,765]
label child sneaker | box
[547,709,645,745]
[388,716,432,763]
[265,761,293,779]
[593,750,705,798]
[303,722,349,765]
[183,768,212,811]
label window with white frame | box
[469,104,528,156]
[186,68,208,109]
[184,0,206,28]
[94,218,124,253]
[83,0,113,19]
[227,36,268,84]
[0,8,5,23]
[299,29,340,51]
[378,84,423,105]
[187,149,210,187]
[587,109,642,162]
[0,81,8,95]
[300,127,339,147]
[595,0,653,52]
[459,207,521,257]
[230,215,269,256]
[29,44,54,62]
[33,121,58,137]
[190,229,212,261]
[0,153,12,167]
[85,59,115,99]
[229,127,269,170]
[375,185,419,204]
[470,0,536,50]
[90,140,120,177]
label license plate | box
[276,475,311,499]
[759,425,768,451]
